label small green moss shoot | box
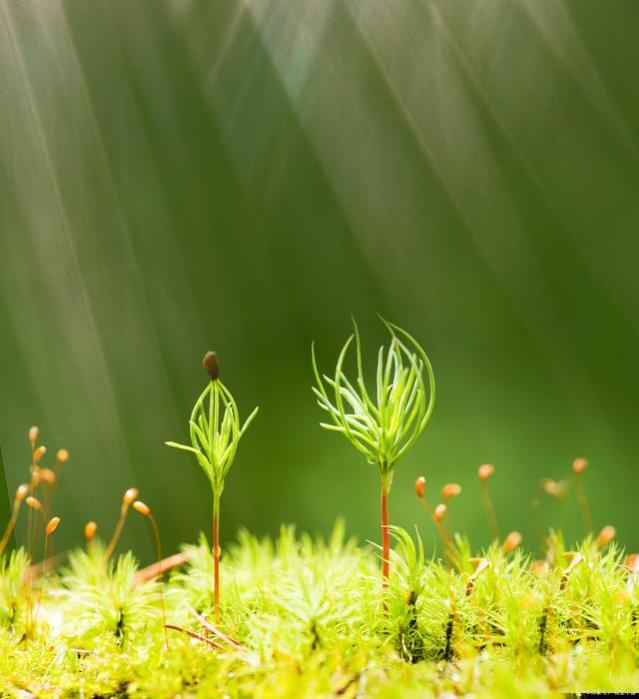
[165,351,258,623]
[312,318,436,589]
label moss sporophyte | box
[166,350,258,624]
[312,318,435,588]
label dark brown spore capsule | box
[203,351,220,381]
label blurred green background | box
[1,0,638,562]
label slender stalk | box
[380,471,391,584]
[33,517,60,633]
[213,490,221,624]
[0,493,24,555]
[105,505,128,560]
[25,496,44,635]
[133,501,169,651]
[417,498,461,569]
[33,533,52,633]
[43,531,52,576]
[43,449,68,519]
[481,481,499,541]
[35,533,51,629]
[575,474,593,534]
[148,512,169,652]
[105,490,138,560]
[27,473,37,568]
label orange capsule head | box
[133,500,151,517]
[478,464,494,481]
[415,476,426,499]
[28,425,40,445]
[531,559,549,576]
[503,531,522,554]
[442,483,461,500]
[46,517,60,536]
[543,479,569,500]
[625,553,639,573]
[123,488,139,506]
[25,496,42,511]
[434,503,447,523]
[16,484,30,501]
[56,448,69,464]
[84,521,97,540]
[39,468,56,486]
[572,458,588,475]
[33,445,46,462]
[597,525,616,549]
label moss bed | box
[1,522,638,697]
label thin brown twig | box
[132,552,190,586]
[186,604,245,649]
[164,623,220,649]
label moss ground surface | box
[1,522,638,697]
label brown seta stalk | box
[105,487,139,560]
[133,500,169,652]
[212,490,221,624]
[24,495,43,634]
[572,458,593,534]
[0,484,29,555]
[34,517,60,630]
[478,464,499,541]
[380,471,391,586]
[415,477,461,569]
[43,448,69,518]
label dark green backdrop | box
[1,0,638,562]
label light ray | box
[0,1,133,536]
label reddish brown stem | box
[575,474,593,534]
[105,505,129,560]
[418,498,462,569]
[213,493,221,624]
[45,453,67,515]
[34,532,53,630]
[148,513,169,652]
[0,498,21,555]
[381,473,391,585]
[481,482,499,541]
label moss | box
[0,522,637,697]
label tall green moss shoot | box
[166,350,258,623]
[312,318,435,586]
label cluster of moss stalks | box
[1,324,637,697]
